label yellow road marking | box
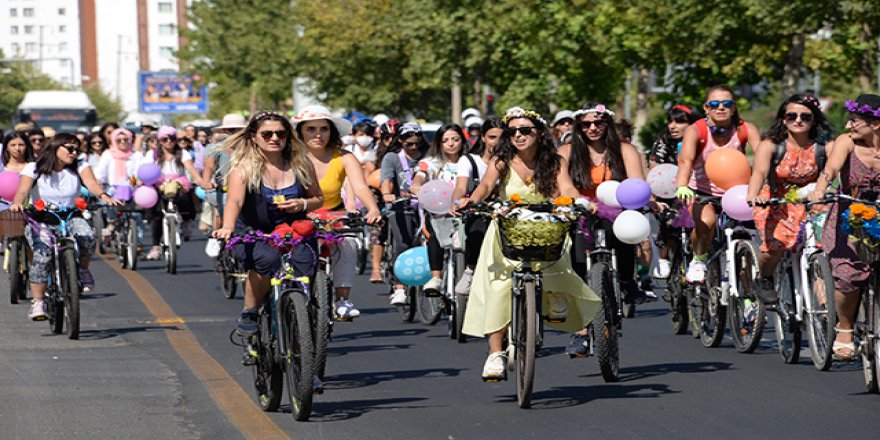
[100,254,290,440]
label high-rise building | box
[0,0,82,87]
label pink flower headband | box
[573,104,615,118]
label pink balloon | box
[418,180,454,215]
[134,185,159,208]
[0,172,20,201]
[721,184,753,221]
[646,164,678,199]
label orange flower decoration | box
[553,196,573,206]
[33,199,46,211]
[851,203,867,216]
[864,208,877,221]
[510,194,521,203]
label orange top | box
[579,164,613,199]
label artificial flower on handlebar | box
[553,196,573,206]
[33,199,46,211]
[840,203,880,247]
[75,197,88,211]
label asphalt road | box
[2,232,878,439]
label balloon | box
[616,178,651,210]
[705,149,751,190]
[0,172,20,201]
[721,184,753,221]
[418,180,454,215]
[393,246,431,286]
[113,185,133,201]
[340,188,364,210]
[134,186,159,208]
[367,170,382,189]
[596,180,621,208]
[612,210,651,244]
[195,186,206,200]
[137,163,162,185]
[646,164,678,199]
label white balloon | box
[612,210,651,244]
[596,180,621,207]
[646,163,678,199]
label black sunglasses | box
[60,144,80,154]
[784,112,814,123]
[706,100,736,109]
[159,136,176,142]
[506,126,537,137]
[259,130,288,141]
[580,120,607,129]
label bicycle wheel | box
[865,293,880,393]
[282,290,315,421]
[417,286,443,326]
[126,217,138,271]
[94,208,106,255]
[515,279,537,408]
[700,256,727,348]
[312,270,332,380]
[165,216,177,274]
[729,240,765,353]
[394,285,417,323]
[61,247,80,340]
[220,251,239,299]
[47,266,64,335]
[590,262,620,382]
[805,253,836,371]
[355,238,368,275]
[8,238,25,304]
[251,308,283,411]
[116,228,128,269]
[773,264,801,364]
[668,249,689,335]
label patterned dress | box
[753,143,820,252]
[823,149,880,292]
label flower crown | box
[254,111,284,121]
[573,104,615,118]
[801,95,820,109]
[502,107,546,125]
[845,100,880,118]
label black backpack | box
[768,141,826,193]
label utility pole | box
[452,70,462,125]
[116,35,123,100]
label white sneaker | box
[390,288,408,306]
[29,300,47,321]
[545,291,568,322]
[423,277,443,297]
[653,258,672,279]
[335,300,360,320]
[685,260,707,284]
[455,268,474,295]
[481,351,506,381]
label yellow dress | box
[462,171,601,337]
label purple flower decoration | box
[845,100,880,117]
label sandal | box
[369,271,384,284]
[833,327,856,361]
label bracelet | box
[300,198,307,212]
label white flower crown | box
[572,104,615,118]
[502,107,547,125]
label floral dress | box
[462,171,601,337]
[753,143,821,252]
[823,149,880,292]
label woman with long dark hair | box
[84,133,106,169]
[649,105,701,167]
[1,131,34,173]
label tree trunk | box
[857,22,874,92]
[452,70,462,125]
[634,67,650,149]
[782,33,805,97]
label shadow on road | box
[78,324,179,340]
[328,343,412,357]
[280,397,431,421]
[324,368,465,390]
[354,307,395,316]
[332,328,429,342]
[630,307,671,318]
[499,383,678,409]
[79,292,117,300]
[617,361,733,382]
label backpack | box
[464,154,480,195]
[768,141,827,193]
[694,118,749,153]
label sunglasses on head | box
[580,120,607,129]
[784,112,814,123]
[259,130,287,141]
[706,100,736,109]
[506,126,537,137]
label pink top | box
[688,131,745,196]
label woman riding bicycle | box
[747,93,833,304]
[212,111,324,337]
[367,119,401,283]
[675,85,761,284]
[459,107,601,380]
[93,128,142,243]
[9,133,119,318]
[293,105,381,320]
[808,93,880,361]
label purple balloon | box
[615,178,651,210]
[134,185,159,208]
[721,184,753,221]
[113,185,133,201]
[137,163,162,185]
[418,180,454,215]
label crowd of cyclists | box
[2,86,880,408]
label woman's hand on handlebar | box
[807,189,825,202]
[9,203,23,213]
[364,208,381,224]
[213,227,233,241]
[382,193,396,203]
[747,194,767,206]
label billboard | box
[139,72,208,113]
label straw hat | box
[215,113,246,131]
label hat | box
[464,116,484,129]
[291,105,352,136]
[216,113,246,131]
[398,122,422,137]
[142,120,159,129]
[373,113,390,127]
[552,110,574,126]
[157,126,177,139]
[461,107,481,121]
[42,127,56,138]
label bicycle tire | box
[126,217,138,271]
[8,239,24,304]
[590,262,620,382]
[668,249,689,335]
[251,307,283,411]
[394,285,417,323]
[283,290,315,421]
[417,286,443,326]
[355,239,368,275]
[61,247,80,340]
[454,293,468,343]
[165,216,177,274]
[864,294,880,393]
[116,228,128,269]
[94,209,106,255]
[729,240,765,353]
[773,264,800,364]
[805,253,836,371]
[312,270,332,380]
[700,256,726,348]
[221,251,239,299]
[515,279,537,408]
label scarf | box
[110,128,134,182]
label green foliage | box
[83,84,124,124]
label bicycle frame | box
[707,213,757,307]
[509,263,545,349]
[162,199,181,249]
[585,225,623,327]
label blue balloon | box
[393,246,431,286]
[195,186,206,200]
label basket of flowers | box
[497,195,575,262]
[841,203,880,264]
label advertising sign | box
[139,72,208,113]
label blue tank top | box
[237,180,308,232]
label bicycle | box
[655,202,696,336]
[215,240,245,299]
[380,197,422,322]
[160,197,182,274]
[1,208,29,304]
[109,203,142,271]
[228,229,317,421]
[754,198,836,369]
[425,214,467,340]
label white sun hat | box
[291,105,353,137]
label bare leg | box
[758,249,784,278]
[244,271,271,310]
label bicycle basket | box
[430,216,457,249]
[0,211,25,238]
[849,227,880,264]
[498,216,572,262]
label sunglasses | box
[506,126,537,137]
[60,144,80,154]
[259,130,288,141]
[706,100,736,109]
[30,137,44,143]
[159,136,175,143]
[580,120,607,129]
[90,140,104,145]
[784,112,814,123]
[402,141,421,148]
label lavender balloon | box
[615,178,651,210]
[418,180,454,215]
[134,185,159,208]
[137,163,162,185]
[721,184,753,221]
